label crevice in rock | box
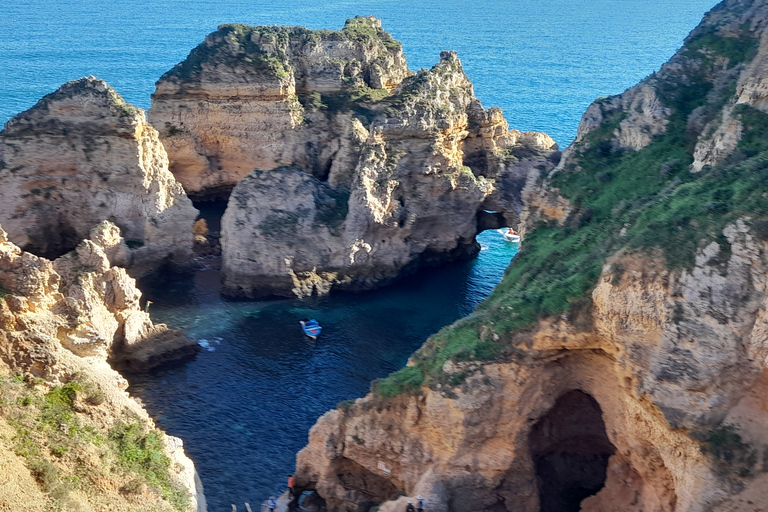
[529,390,615,512]
[191,199,227,261]
[186,183,234,203]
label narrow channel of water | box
[127,230,517,509]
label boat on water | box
[498,228,521,243]
[300,319,322,339]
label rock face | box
[293,2,768,511]
[152,18,555,298]
[218,51,556,298]
[0,223,204,510]
[149,16,411,199]
[0,77,198,273]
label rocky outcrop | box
[293,2,768,511]
[220,51,556,298]
[149,16,411,198]
[0,77,198,273]
[295,222,768,512]
[0,223,204,510]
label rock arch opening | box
[529,390,615,512]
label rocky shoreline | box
[3,2,768,511]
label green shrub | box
[704,423,761,477]
[372,366,424,398]
[110,421,190,510]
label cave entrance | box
[529,390,615,512]
[476,210,508,232]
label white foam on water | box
[197,339,216,352]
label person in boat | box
[405,500,415,512]
[507,228,517,235]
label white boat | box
[498,228,520,242]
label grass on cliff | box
[0,373,188,510]
[164,19,399,83]
[372,22,768,398]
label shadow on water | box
[127,230,517,509]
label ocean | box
[1,0,719,509]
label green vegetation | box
[0,373,188,510]
[166,24,294,81]
[684,23,759,65]
[165,18,400,83]
[342,16,401,51]
[703,423,768,477]
[110,422,189,509]
[0,285,11,302]
[371,366,424,397]
[373,20,768,398]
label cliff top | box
[2,76,143,137]
[158,16,404,85]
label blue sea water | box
[1,0,720,509]
[2,0,717,146]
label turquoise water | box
[1,0,717,146]
[1,0,722,508]
[131,231,517,508]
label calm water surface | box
[132,232,517,507]
[1,0,720,508]
[2,0,718,146]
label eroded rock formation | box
[0,223,204,510]
[149,16,411,198]
[293,2,768,511]
[218,51,555,298]
[151,19,556,298]
[0,77,198,274]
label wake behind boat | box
[498,228,520,243]
[300,319,322,339]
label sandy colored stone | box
[0,77,198,275]
[220,51,556,298]
[149,17,411,198]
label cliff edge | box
[0,222,204,511]
[293,2,768,511]
[0,77,198,274]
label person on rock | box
[405,500,416,512]
[288,475,298,510]
[417,495,425,512]
[268,496,277,512]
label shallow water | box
[130,231,517,507]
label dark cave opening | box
[22,216,81,261]
[529,390,615,512]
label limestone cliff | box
[0,77,198,274]
[0,223,204,511]
[149,16,411,198]
[292,2,768,511]
[219,51,555,298]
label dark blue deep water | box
[1,0,720,509]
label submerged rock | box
[0,76,198,274]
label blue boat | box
[300,319,322,339]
